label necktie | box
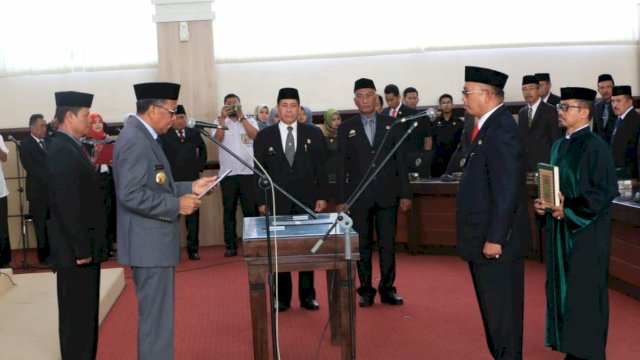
[527,106,533,127]
[285,126,295,166]
[391,108,397,118]
[612,116,623,138]
[156,137,165,150]
[471,123,479,142]
[38,140,46,152]
[602,103,609,127]
[365,119,375,145]
[178,130,185,142]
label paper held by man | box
[537,162,560,211]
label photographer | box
[214,94,259,257]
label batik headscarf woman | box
[322,108,341,182]
[254,104,270,130]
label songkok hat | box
[354,78,376,92]
[598,74,614,83]
[134,82,180,101]
[534,73,551,82]
[277,87,300,103]
[522,75,539,86]
[560,87,597,101]
[612,85,632,97]
[176,105,186,115]
[55,91,93,108]
[465,66,508,89]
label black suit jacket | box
[159,127,207,181]
[335,113,411,210]
[545,92,561,106]
[46,132,107,270]
[19,135,50,202]
[456,105,530,262]
[592,100,616,144]
[611,109,640,179]
[517,101,562,172]
[253,122,329,215]
[383,104,430,152]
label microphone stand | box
[312,120,419,360]
[11,140,31,269]
[198,128,316,360]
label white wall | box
[0,44,638,128]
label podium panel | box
[242,213,359,360]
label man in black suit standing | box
[47,91,108,360]
[535,73,561,106]
[336,78,412,307]
[383,84,432,152]
[457,66,530,360]
[159,105,208,260]
[253,87,329,311]
[610,85,640,179]
[19,114,51,264]
[592,74,616,145]
[517,75,562,173]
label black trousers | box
[99,172,116,253]
[0,196,10,266]
[185,210,199,254]
[29,197,50,263]
[57,262,101,360]
[221,174,256,250]
[351,203,398,296]
[469,260,525,360]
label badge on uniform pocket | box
[155,164,166,185]
[349,129,356,137]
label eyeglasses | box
[556,103,583,112]
[461,89,487,97]
[154,104,177,117]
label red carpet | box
[11,247,640,359]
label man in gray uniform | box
[114,82,216,360]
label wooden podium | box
[242,213,359,360]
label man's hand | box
[399,198,412,212]
[533,198,546,216]
[550,192,565,220]
[179,194,202,215]
[483,241,502,259]
[192,176,217,196]
[315,200,327,212]
[76,257,92,265]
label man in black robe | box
[534,87,618,360]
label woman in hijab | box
[267,107,280,125]
[254,104,270,130]
[322,108,341,182]
[83,113,117,257]
[297,106,313,124]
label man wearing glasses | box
[534,87,617,360]
[114,82,217,360]
[456,66,530,360]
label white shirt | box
[278,120,298,153]
[214,116,259,176]
[528,98,542,119]
[0,136,9,198]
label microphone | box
[186,118,228,130]
[397,108,437,123]
[7,135,21,146]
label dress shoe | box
[301,298,320,311]
[188,253,201,260]
[380,292,404,305]
[359,295,374,308]
[224,248,237,257]
[273,302,290,312]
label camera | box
[228,104,241,116]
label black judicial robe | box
[544,127,618,360]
